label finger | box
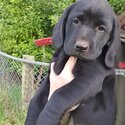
[60,56,77,75]
[64,56,77,71]
[50,62,57,78]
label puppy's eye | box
[72,18,80,25]
[96,25,106,32]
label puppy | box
[25,0,120,125]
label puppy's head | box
[52,0,120,68]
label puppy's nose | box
[75,41,89,52]
[75,45,88,52]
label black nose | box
[75,42,89,52]
[75,45,88,52]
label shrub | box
[109,0,125,14]
[0,0,125,62]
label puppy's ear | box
[105,17,121,68]
[52,5,73,48]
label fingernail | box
[70,56,77,61]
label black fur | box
[25,0,120,125]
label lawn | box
[0,82,26,125]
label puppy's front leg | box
[25,77,50,125]
[36,74,104,125]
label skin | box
[48,56,77,100]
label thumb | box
[60,56,77,76]
[50,62,57,79]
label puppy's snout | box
[75,40,89,52]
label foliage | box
[0,83,25,125]
[109,0,125,14]
[0,0,74,61]
[0,0,125,62]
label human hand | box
[48,56,77,100]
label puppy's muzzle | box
[75,40,89,52]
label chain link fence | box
[0,51,49,125]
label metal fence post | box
[22,55,34,110]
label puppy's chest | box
[73,60,104,77]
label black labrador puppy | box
[25,0,120,125]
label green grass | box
[0,83,26,125]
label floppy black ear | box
[52,5,73,48]
[105,17,121,68]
